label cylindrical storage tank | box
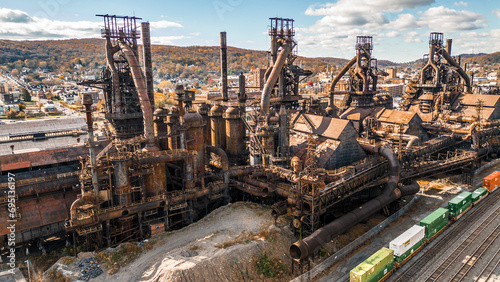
[209,105,226,149]
[112,158,131,205]
[184,111,206,181]
[144,162,167,197]
[291,156,302,172]
[261,128,275,157]
[166,108,179,150]
[197,103,211,145]
[224,106,245,157]
[153,108,169,150]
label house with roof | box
[289,112,366,169]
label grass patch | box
[32,248,73,272]
[255,251,285,278]
[96,242,151,275]
[45,268,71,282]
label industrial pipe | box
[329,56,357,107]
[374,131,420,149]
[119,42,158,151]
[271,200,288,219]
[241,176,274,195]
[446,39,452,55]
[399,182,420,196]
[206,145,229,172]
[105,38,121,113]
[440,48,471,93]
[260,43,293,115]
[67,182,228,229]
[138,150,194,165]
[421,44,440,85]
[290,145,403,260]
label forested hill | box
[0,38,496,79]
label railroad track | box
[450,224,500,281]
[424,207,500,281]
[392,191,499,282]
[475,247,500,282]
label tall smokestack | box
[142,22,154,109]
[83,93,99,194]
[446,39,452,55]
[220,31,228,102]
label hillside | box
[0,38,386,80]
[0,38,497,80]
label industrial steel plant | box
[1,15,500,279]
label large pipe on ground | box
[119,42,158,151]
[271,200,288,219]
[290,145,411,260]
[260,43,292,115]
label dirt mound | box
[93,202,296,282]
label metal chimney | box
[142,22,154,109]
[220,32,228,102]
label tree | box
[5,109,17,119]
[21,88,31,102]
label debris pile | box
[77,257,103,281]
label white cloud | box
[404,31,422,42]
[304,0,434,29]
[454,1,468,7]
[493,9,500,19]
[0,8,33,23]
[150,20,183,29]
[453,29,500,54]
[190,32,201,36]
[383,31,400,37]
[419,6,486,33]
[0,8,100,39]
[0,8,183,40]
[392,13,421,30]
[151,35,189,45]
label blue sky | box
[0,0,499,62]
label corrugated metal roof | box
[0,135,88,156]
[0,117,86,137]
[292,113,350,140]
[376,109,416,125]
[0,140,109,171]
[457,94,500,107]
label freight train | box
[349,171,499,282]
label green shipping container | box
[472,188,488,203]
[419,208,449,239]
[350,247,394,282]
[448,191,472,218]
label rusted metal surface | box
[185,112,206,180]
[141,22,154,109]
[209,105,226,149]
[224,107,245,157]
[220,32,228,102]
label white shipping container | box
[389,225,425,256]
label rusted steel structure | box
[3,17,500,270]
